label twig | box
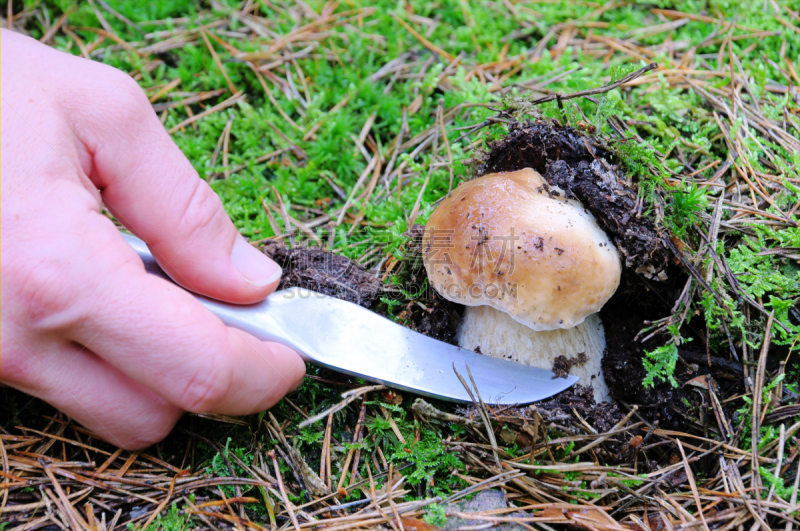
[298,385,386,429]
[167,91,245,134]
[269,450,301,531]
[453,364,502,468]
[751,312,774,519]
[676,440,709,531]
[526,63,658,106]
[572,406,638,457]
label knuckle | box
[177,333,234,413]
[99,71,152,123]
[174,179,225,240]
[12,257,78,330]
[114,73,151,111]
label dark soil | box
[262,240,382,308]
[601,271,745,419]
[535,384,623,434]
[599,271,681,405]
[401,295,462,343]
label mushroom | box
[422,168,621,402]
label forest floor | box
[1,1,799,530]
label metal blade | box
[125,233,577,405]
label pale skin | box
[1,30,306,449]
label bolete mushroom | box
[422,168,621,403]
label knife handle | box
[121,232,312,362]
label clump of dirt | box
[551,352,588,379]
[479,120,670,276]
[535,386,650,463]
[598,269,745,427]
[403,298,462,343]
[536,384,623,433]
[457,385,622,435]
[262,240,381,308]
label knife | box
[123,233,577,405]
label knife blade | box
[123,233,577,404]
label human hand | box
[0,30,306,449]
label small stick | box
[222,115,233,179]
[116,451,140,478]
[391,13,455,61]
[335,156,378,226]
[298,384,385,429]
[40,459,88,531]
[528,408,541,466]
[201,29,237,94]
[39,7,75,44]
[152,88,226,112]
[766,424,785,503]
[95,448,123,475]
[148,77,182,103]
[407,131,437,227]
[319,413,332,488]
[325,416,332,492]
[676,440,709,531]
[168,91,244,134]
[453,363,501,468]
[0,436,10,511]
[379,407,407,445]
[526,63,658,106]
[386,464,405,531]
[210,115,232,168]
[411,398,479,426]
[752,312,774,518]
[349,425,364,489]
[269,450,301,531]
[365,462,398,531]
[572,406,638,457]
[337,396,367,495]
[786,449,800,531]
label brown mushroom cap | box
[422,168,621,331]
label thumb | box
[75,70,280,303]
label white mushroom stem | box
[456,306,611,403]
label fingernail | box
[231,235,282,287]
